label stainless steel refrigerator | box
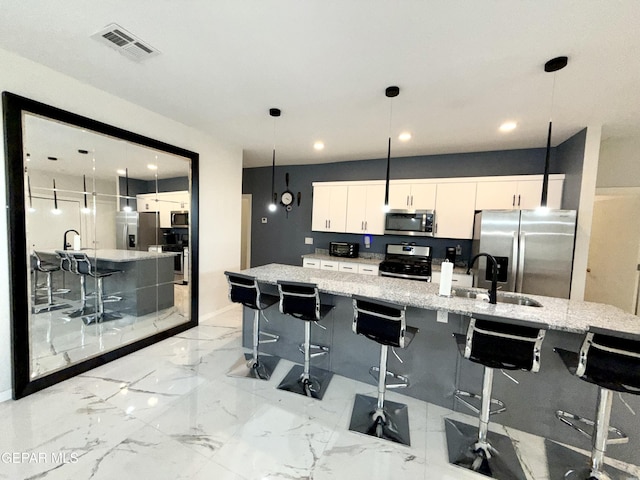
[472,209,577,298]
[115,211,160,251]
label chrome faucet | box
[63,229,80,250]
[467,253,499,304]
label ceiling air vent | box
[91,23,159,62]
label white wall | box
[597,135,640,188]
[0,47,242,400]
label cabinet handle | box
[512,195,515,207]
[365,221,368,230]
[361,221,364,230]
[407,195,410,206]
[518,194,521,207]
[328,219,331,228]
[435,223,438,234]
[411,195,414,206]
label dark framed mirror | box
[3,92,199,399]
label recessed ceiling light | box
[398,132,412,142]
[117,169,126,175]
[147,164,158,170]
[499,121,517,132]
[313,141,325,151]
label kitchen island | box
[232,263,640,466]
[41,249,179,317]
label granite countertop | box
[236,263,640,337]
[41,248,179,262]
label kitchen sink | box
[451,288,542,307]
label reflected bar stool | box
[71,253,122,325]
[276,280,334,400]
[224,271,280,380]
[30,251,70,313]
[547,327,640,480]
[56,250,95,319]
[349,296,418,447]
[445,315,547,480]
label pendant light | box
[27,175,34,212]
[123,167,132,212]
[78,149,91,214]
[268,107,281,212]
[541,56,568,207]
[383,86,400,213]
[51,178,61,215]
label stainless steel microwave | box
[171,211,189,228]
[384,209,435,236]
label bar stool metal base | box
[227,352,280,381]
[277,364,333,400]
[81,311,122,325]
[348,393,411,446]
[444,418,527,480]
[544,439,636,480]
[32,302,70,314]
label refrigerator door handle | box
[122,224,128,250]
[510,232,519,292]
[516,232,526,292]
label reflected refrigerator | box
[472,209,577,299]
[115,211,160,251]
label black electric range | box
[378,243,432,282]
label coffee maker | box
[445,246,456,264]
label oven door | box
[384,210,434,236]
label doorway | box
[241,194,252,269]
[584,191,640,314]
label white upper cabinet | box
[389,182,437,210]
[311,184,348,232]
[136,191,189,227]
[345,184,385,234]
[475,175,564,210]
[435,182,477,239]
[311,175,564,240]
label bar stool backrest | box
[71,253,94,277]
[56,250,73,273]
[352,296,406,348]
[576,331,640,394]
[465,317,546,372]
[224,272,260,309]
[277,281,320,321]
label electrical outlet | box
[305,237,313,245]
[455,244,462,256]
[261,217,267,224]
[437,310,449,323]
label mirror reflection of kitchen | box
[23,113,191,379]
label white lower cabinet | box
[358,264,379,276]
[320,260,339,271]
[431,271,473,287]
[338,262,358,273]
[302,258,321,269]
[303,258,379,276]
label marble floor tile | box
[4,304,640,480]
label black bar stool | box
[445,314,547,480]
[547,327,640,480]
[71,252,122,325]
[276,280,334,400]
[30,251,70,313]
[224,271,280,380]
[56,250,95,319]
[349,295,418,446]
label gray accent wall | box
[243,133,587,268]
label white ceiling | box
[1,1,639,168]
[24,114,191,181]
